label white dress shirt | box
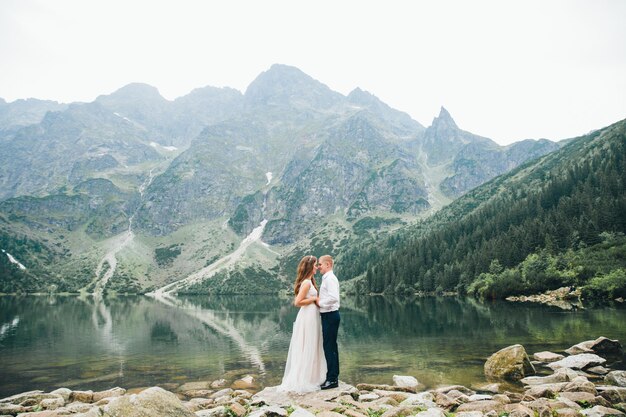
[319,270,340,313]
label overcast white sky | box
[1,0,625,145]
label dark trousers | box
[321,310,340,382]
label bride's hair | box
[294,255,318,295]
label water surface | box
[1,294,625,397]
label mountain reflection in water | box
[1,294,625,397]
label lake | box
[1,294,625,397]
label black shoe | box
[320,380,338,390]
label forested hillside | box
[341,119,626,299]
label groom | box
[317,254,340,390]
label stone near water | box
[435,385,476,396]
[290,408,317,417]
[606,371,626,387]
[565,337,623,356]
[232,375,256,390]
[580,405,625,417]
[102,386,196,417]
[484,344,536,381]
[533,351,565,363]
[456,412,484,417]
[178,381,214,392]
[210,388,233,399]
[468,394,493,401]
[392,375,419,389]
[504,403,535,417]
[196,405,230,417]
[522,368,579,386]
[588,366,611,375]
[358,393,379,402]
[548,354,607,370]
[456,400,505,413]
[70,390,93,403]
[92,387,125,402]
[399,392,437,409]
[0,403,26,415]
[211,379,228,389]
[415,407,446,417]
[40,396,65,410]
[49,388,71,402]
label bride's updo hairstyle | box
[294,255,318,295]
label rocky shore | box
[2,337,626,417]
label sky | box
[1,0,625,145]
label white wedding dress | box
[278,279,327,393]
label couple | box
[278,254,340,393]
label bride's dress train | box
[278,280,327,393]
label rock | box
[211,380,228,389]
[580,405,625,417]
[40,397,65,410]
[93,387,126,402]
[588,367,611,375]
[446,390,471,403]
[456,400,505,413]
[228,402,247,417]
[380,406,414,417]
[435,385,476,396]
[548,354,607,370]
[492,394,511,404]
[63,402,94,413]
[473,383,500,394]
[185,398,215,412]
[606,371,626,387]
[358,393,380,402]
[563,376,597,394]
[534,352,565,363]
[343,409,368,417]
[566,337,623,356]
[196,405,229,417]
[210,389,233,399]
[10,411,65,417]
[102,386,196,417]
[232,375,255,390]
[73,407,104,417]
[399,392,437,409]
[49,388,72,402]
[522,368,579,385]
[316,412,345,417]
[0,391,58,405]
[0,403,26,415]
[372,390,411,402]
[213,395,232,405]
[504,403,535,417]
[456,412,484,417]
[70,390,94,403]
[433,392,461,409]
[290,409,316,417]
[356,384,416,393]
[485,344,536,381]
[183,390,214,400]
[416,408,447,417]
[178,382,214,392]
[557,391,598,405]
[393,376,419,389]
[596,386,626,403]
[469,395,493,401]
[525,383,568,398]
[554,408,582,417]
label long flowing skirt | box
[278,304,327,393]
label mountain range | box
[0,64,573,294]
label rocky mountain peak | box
[244,64,343,109]
[98,83,166,103]
[431,106,458,130]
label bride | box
[278,255,327,393]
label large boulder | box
[393,375,419,389]
[580,405,625,417]
[548,354,606,370]
[102,386,196,417]
[522,368,579,386]
[484,345,536,381]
